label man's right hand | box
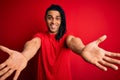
[0,45,28,80]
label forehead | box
[47,10,61,16]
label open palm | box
[0,46,28,80]
[81,35,120,71]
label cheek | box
[46,20,51,25]
[58,21,61,25]
[57,22,61,27]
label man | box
[0,4,120,80]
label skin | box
[45,10,61,34]
[0,10,120,80]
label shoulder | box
[64,31,77,41]
[33,32,47,39]
[65,35,75,45]
[66,35,75,42]
[32,37,41,43]
[33,32,45,37]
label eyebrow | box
[47,15,61,17]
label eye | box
[47,16,52,20]
[56,17,61,21]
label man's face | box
[46,10,61,34]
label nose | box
[51,18,56,24]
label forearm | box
[22,37,41,61]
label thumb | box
[0,45,12,55]
[95,35,107,45]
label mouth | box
[50,24,57,29]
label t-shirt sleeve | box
[32,32,43,39]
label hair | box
[45,4,66,40]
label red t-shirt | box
[34,32,72,80]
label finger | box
[103,56,120,65]
[0,46,12,55]
[95,62,107,71]
[0,69,14,80]
[0,57,12,70]
[0,67,9,76]
[0,63,6,70]
[95,35,107,45]
[13,70,21,80]
[105,51,120,57]
[100,60,118,70]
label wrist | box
[21,51,31,62]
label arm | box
[22,37,41,61]
[66,35,120,71]
[66,35,85,54]
[0,37,41,80]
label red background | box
[0,0,120,80]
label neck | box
[48,31,57,35]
